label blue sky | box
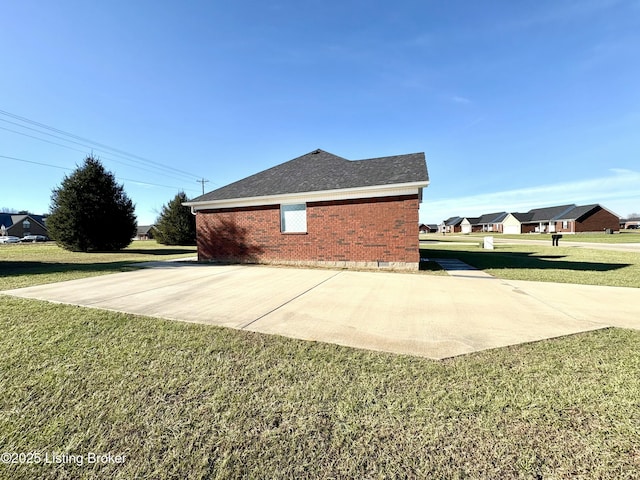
[1,0,639,225]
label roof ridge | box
[188,149,428,203]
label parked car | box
[20,234,48,242]
[0,236,21,244]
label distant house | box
[440,216,463,234]
[135,225,156,240]
[553,204,619,233]
[621,217,640,229]
[460,217,479,234]
[419,223,438,233]
[184,149,429,270]
[502,204,619,234]
[0,213,48,238]
[446,204,620,235]
[457,213,507,234]
[502,212,530,235]
[515,204,577,234]
[475,212,508,233]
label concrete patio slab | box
[3,264,339,329]
[3,263,639,359]
[246,272,609,358]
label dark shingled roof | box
[191,149,428,202]
[556,204,599,221]
[0,213,47,230]
[511,204,617,223]
[512,212,533,222]
[136,225,155,236]
[524,204,576,222]
[443,216,463,226]
[476,212,508,225]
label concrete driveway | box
[3,263,639,359]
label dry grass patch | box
[1,296,639,479]
[0,241,196,290]
[421,243,640,287]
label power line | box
[0,109,205,181]
[0,154,70,171]
[0,123,198,183]
[0,154,200,193]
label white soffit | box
[185,181,429,211]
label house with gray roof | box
[135,225,156,240]
[440,216,463,234]
[474,212,508,233]
[184,149,429,270]
[459,217,479,234]
[553,204,619,233]
[502,204,619,234]
[0,213,48,238]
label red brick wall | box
[7,219,48,237]
[196,195,419,265]
[554,221,568,233]
[575,207,619,232]
[544,207,619,233]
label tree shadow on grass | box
[100,248,196,256]
[0,260,141,279]
[419,248,631,272]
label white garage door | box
[504,225,520,234]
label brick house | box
[135,225,156,240]
[184,149,429,270]
[552,204,620,233]
[440,216,463,234]
[0,213,48,238]
[459,213,507,234]
[501,204,619,234]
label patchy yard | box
[1,241,640,478]
[420,241,640,287]
[1,296,639,479]
[0,241,196,290]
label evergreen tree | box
[154,192,196,245]
[48,156,137,252]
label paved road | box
[3,263,639,359]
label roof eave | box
[184,180,429,211]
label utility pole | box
[197,178,209,195]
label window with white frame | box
[562,220,568,229]
[280,203,307,233]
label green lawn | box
[421,231,640,243]
[1,241,640,478]
[0,241,196,290]
[420,242,640,288]
[1,296,639,479]
[498,231,640,243]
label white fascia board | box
[183,181,429,211]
